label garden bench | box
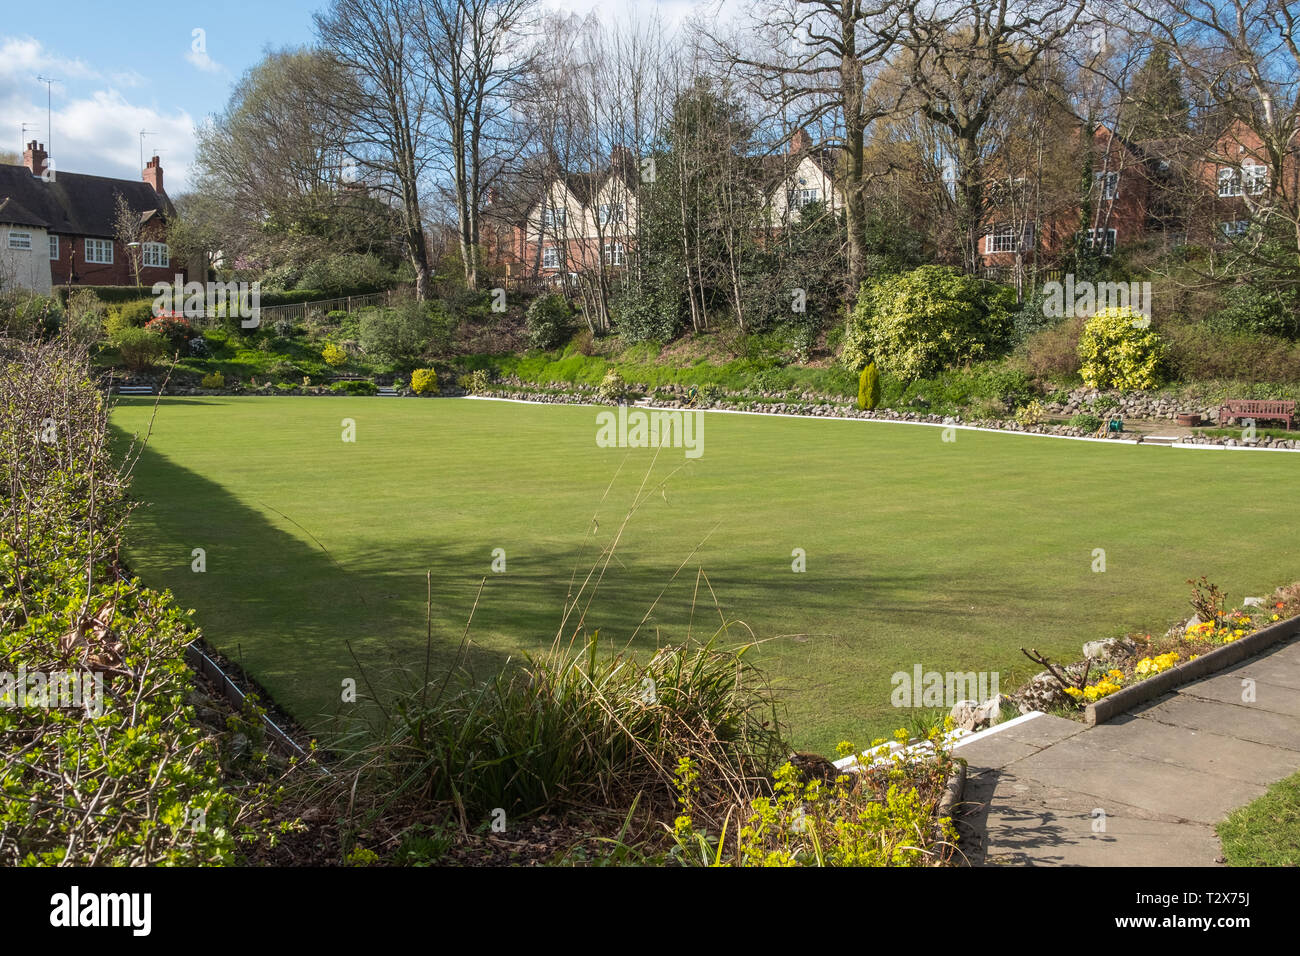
[1217,399,1295,429]
[118,385,155,396]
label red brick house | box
[980,123,1158,273]
[0,141,184,293]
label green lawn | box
[1218,771,1300,866]
[110,396,1299,753]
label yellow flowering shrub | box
[1077,306,1167,390]
[322,343,348,367]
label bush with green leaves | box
[113,299,156,328]
[330,379,378,395]
[612,286,680,344]
[0,334,285,864]
[597,368,629,404]
[1077,307,1168,390]
[0,293,63,340]
[62,288,107,345]
[201,371,226,389]
[1069,412,1103,432]
[456,369,491,394]
[842,266,1016,380]
[359,297,436,367]
[110,325,167,372]
[410,368,438,395]
[144,314,195,351]
[1213,284,1300,340]
[525,293,574,350]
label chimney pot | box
[143,155,164,193]
[23,141,49,176]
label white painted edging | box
[460,394,1300,453]
[829,711,1047,773]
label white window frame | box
[604,241,624,266]
[984,223,1033,254]
[142,241,169,268]
[1084,228,1117,254]
[599,202,624,225]
[1243,163,1268,196]
[542,205,567,231]
[542,245,560,269]
[1094,171,1119,200]
[1220,220,1250,237]
[85,238,114,264]
[1218,167,1242,198]
[7,230,32,250]
[48,235,59,260]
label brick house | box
[482,132,845,283]
[0,141,184,293]
[980,123,1159,273]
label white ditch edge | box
[460,394,1300,452]
[829,711,1047,773]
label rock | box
[1082,637,1136,661]
[949,695,1009,732]
[1244,596,1264,607]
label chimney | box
[787,129,812,155]
[143,155,164,193]
[610,145,635,171]
[23,141,48,177]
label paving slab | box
[959,636,1300,865]
[1176,673,1300,718]
[964,767,1223,867]
[1088,715,1300,785]
[1009,732,1267,824]
[1134,694,1300,751]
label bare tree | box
[415,0,539,292]
[900,0,1088,273]
[112,194,144,290]
[714,0,902,291]
[316,0,437,299]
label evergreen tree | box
[1123,42,1190,142]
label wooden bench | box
[1218,399,1295,429]
[118,385,155,396]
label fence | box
[185,290,393,328]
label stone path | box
[956,635,1300,866]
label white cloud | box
[0,36,197,191]
[185,49,225,75]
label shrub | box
[857,362,880,410]
[113,299,156,328]
[273,319,297,338]
[201,371,225,389]
[322,343,348,367]
[62,289,107,344]
[1069,412,1102,432]
[843,266,1016,380]
[144,314,194,350]
[457,369,491,394]
[613,287,680,344]
[1015,399,1046,425]
[0,336,282,864]
[330,379,378,395]
[1020,315,1085,382]
[525,293,574,350]
[1214,283,1300,339]
[188,336,211,357]
[110,326,167,372]
[0,293,62,340]
[597,368,628,404]
[1078,307,1168,390]
[410,368,439,395]
[359,297,436,367]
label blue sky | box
[0,0,707,194]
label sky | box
[0,0,711,194]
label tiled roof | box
[0,163,173,236]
